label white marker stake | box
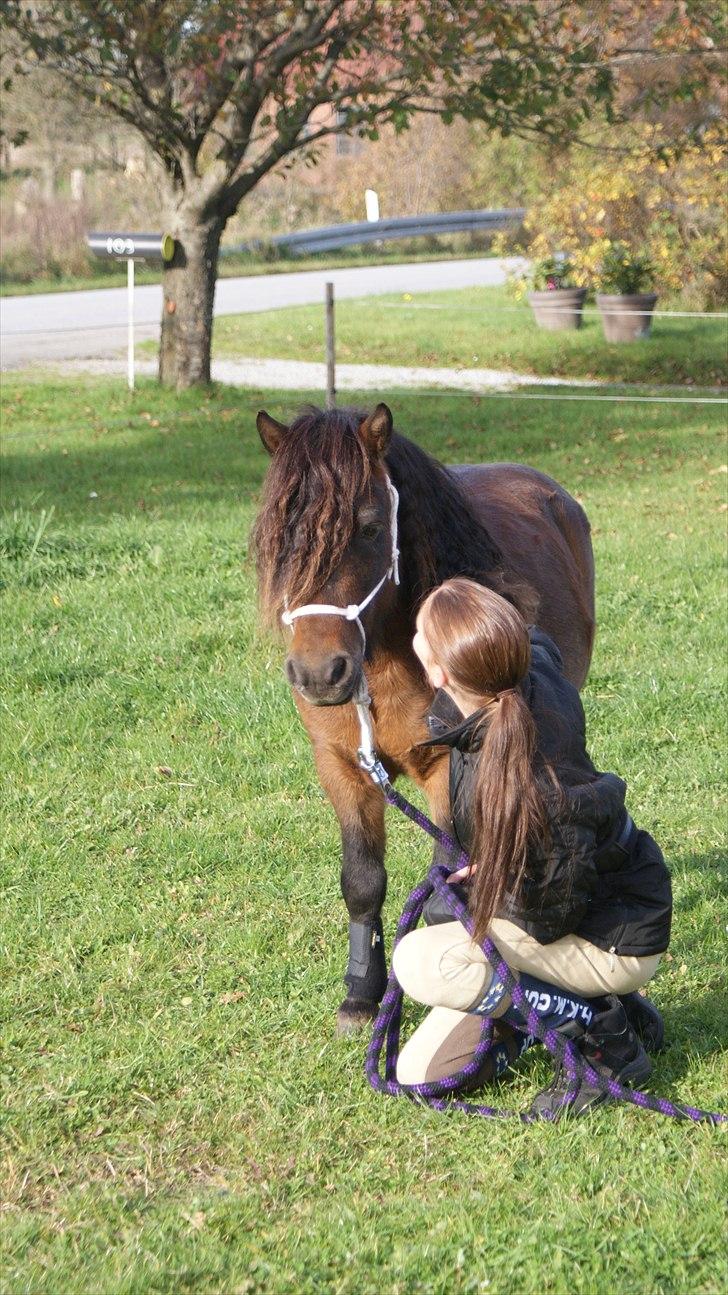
[127,256,135,391]
[325,281,336,409]
[365,189,380,222]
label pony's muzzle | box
[285,651,361,705]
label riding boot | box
[619,991,665,1053]
[530,994,652,1121]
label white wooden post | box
[127,256,135,391]
[365,189,380,222]
[325,281,335,409]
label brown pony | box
[253,402,595,1032]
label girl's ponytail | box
[469,687,548,943]
[419,578,550,942]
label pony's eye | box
[359,521,382,541]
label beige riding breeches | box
[392,918,661,1086]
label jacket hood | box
[423,690,626,833]
[421,688,490,753]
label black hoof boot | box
[337,917,386,1036]
[619,991,665,1053]
[530,995,652,1121]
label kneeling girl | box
[394,577,672,1118]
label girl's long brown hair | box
[420,578,551,943]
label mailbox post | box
[87,232,175,390]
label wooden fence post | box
[325,281,336,409]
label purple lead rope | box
[365,783,726,1125]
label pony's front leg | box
[411,751,453,867]
[313,743,388,1033]
[420,756,451,835]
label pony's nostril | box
[326,655,350,687]
[285,657,307,689]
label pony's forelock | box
[252,406,373,625]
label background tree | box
[495,2,727,308]
[1,2,721,387]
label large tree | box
[1,2,720,387]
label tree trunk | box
[159,211,224,389]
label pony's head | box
[253,403,399,705]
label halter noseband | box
[281,474,400,649]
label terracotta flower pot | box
[528,287,587,331]
[597,293,658,342]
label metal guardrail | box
[222,208,526,257]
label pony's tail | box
[469,688,549,945]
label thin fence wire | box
[3,360,724,406]
[1,322,160,337]
[4,358,725,404]
[1,387,725,439]
[0,407,252,443]
[381,303,728,319]
[389,390,727,405]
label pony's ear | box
[256,410,289,455]
[359,403,393,458]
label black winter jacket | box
[421,628,672,956]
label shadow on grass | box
[0,424,269,524]
[2,380,724,531]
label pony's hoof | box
[336,1000,378,1035]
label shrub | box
[595,240,655,294]
[510,126,727,308]
[0,193,95,283]
[526,254,577,292]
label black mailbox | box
[85,232,175,391]
[87,232,175,262]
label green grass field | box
[211,285,728,387]
[1,374,727,1294]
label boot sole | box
[617,1052,652,1090]
[530,1052,652,1120]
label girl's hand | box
[447,864,477,884]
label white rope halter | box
[281,474,400,645]
[281,474,400,778]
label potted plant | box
[595,240,658,342]
[526,255,587,331]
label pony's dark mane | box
[386,430,506,609]
[253,405,521,625]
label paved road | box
[0,257,521,369]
